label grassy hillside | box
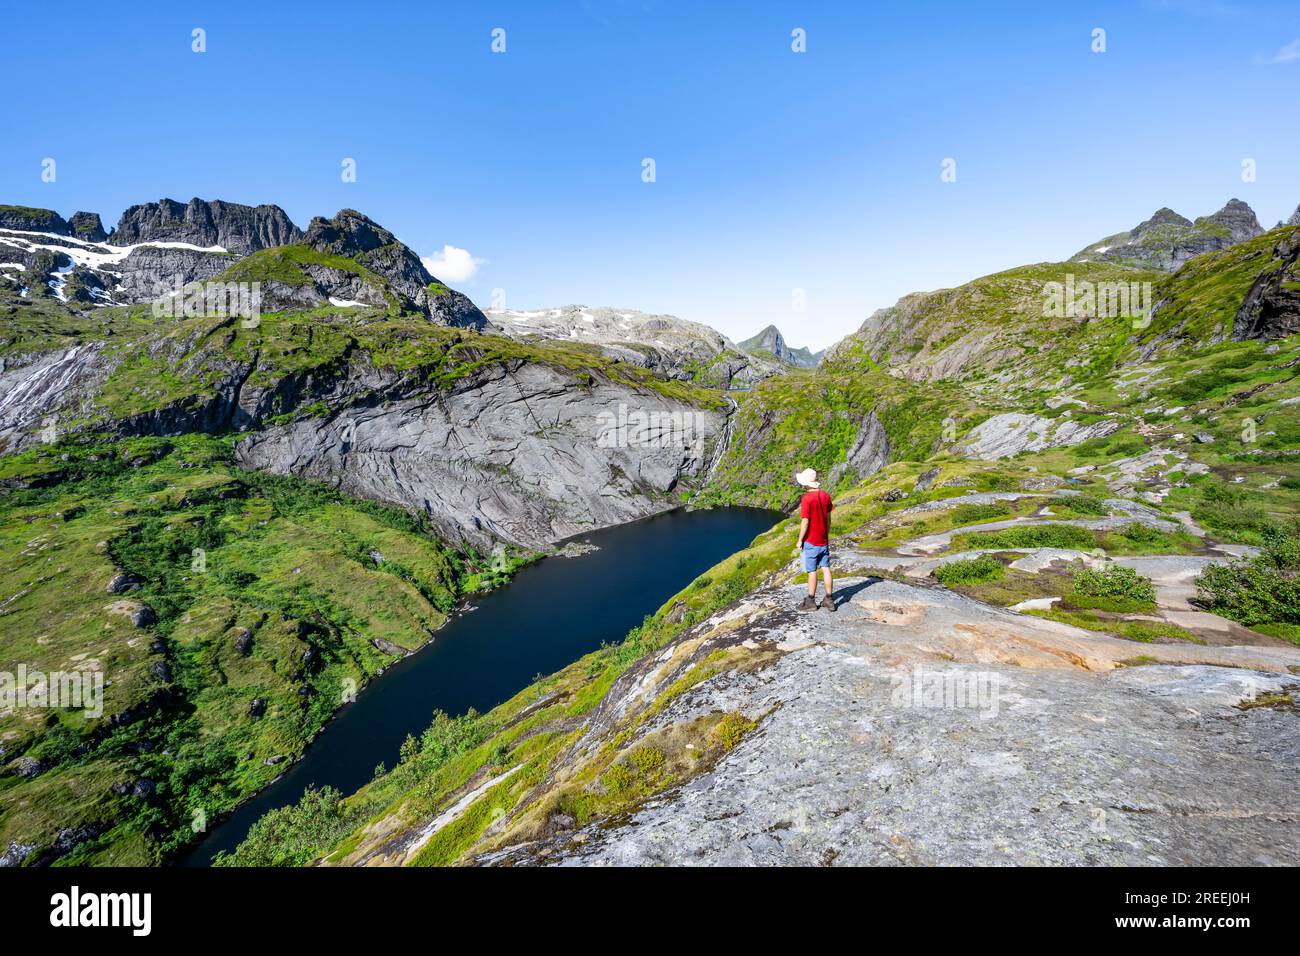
[833,261,1164,392]
[0,432,534,865]
[696,366,976,510]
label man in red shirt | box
[794,467,835,611]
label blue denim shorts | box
[801,543,830,572]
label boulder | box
[105,572,140,594]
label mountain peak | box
[739,325,822,368]
[1196,197,1262,243]
[110,197,301,254]
[68,211,108,242]
[304,208,401,257]
[1072,198,1264,271]
[301,208,484,328]
[1135,207,1192,234]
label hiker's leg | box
[821,565,833,597]
[806,571,817,596]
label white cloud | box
[421,245,486,283]
[1260,37,1300,64]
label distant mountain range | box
[0,197,484,326]
[486,304,782,389]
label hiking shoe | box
[799,596,817,611]
[820,595,836,612]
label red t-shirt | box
[800,489,833,546]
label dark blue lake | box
[184,505,783,865]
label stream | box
[183,505,783,865]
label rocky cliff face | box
[0,314,727,550]
[1205,197,1265,243]
[957,412,1121,460]
[1233,226,1300,341]
[1072,199,1264,272]
[110,198,302,254]
[235,360,727,550]
[0,225,233,307]
[0,344,108,447]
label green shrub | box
[1050,494,1108,516]
[1072,563,1156,603]
[1196,530,1300,628]
[602,745,666,794]
[417,710,490,767]
[602,763,637,794]
[213,787,365,867]
[1114,522,1160,544]
[950,502,1013,525]
[954,523,1094,551]
[1067,592,1156,614]
[1190,482,1287,545]
[1104,436,1148,457]
[628,746,665,774]
[714,712,756,751]
[934,554,1006,586]
[1165,369,1242,403]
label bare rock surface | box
[482,578,1300,866]
[236,361,728,550]
[958,412,1120,460]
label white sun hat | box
[795,468,820,489]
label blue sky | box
[4,0,1299,348]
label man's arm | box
[796,517,809,549]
